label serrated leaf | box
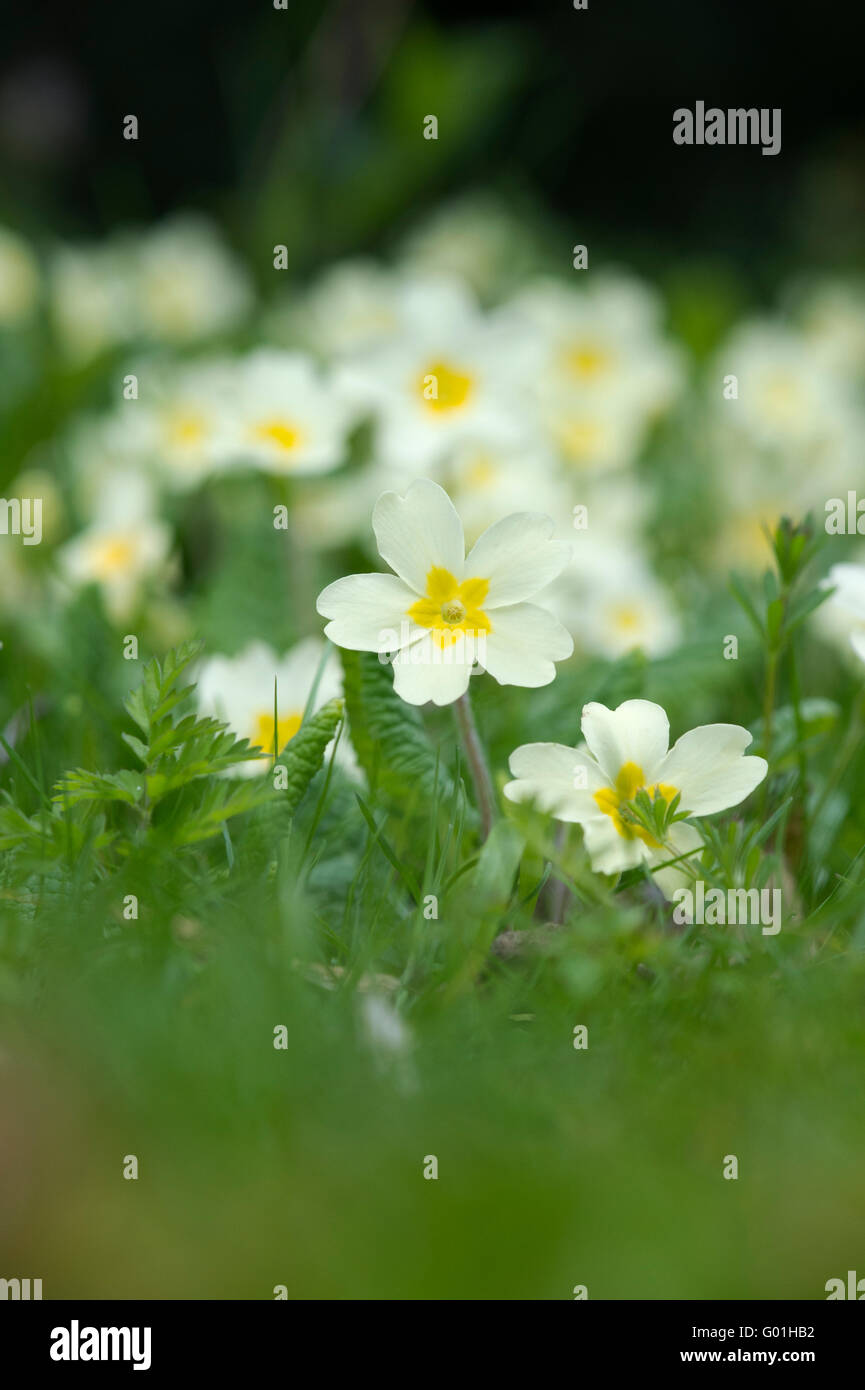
[121,733,150,765]
[53,768,144,806]
[340,649,461,811]
[276,698,344,816]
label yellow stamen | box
[554,417,603,463]
[250,710,302,758]
[253,419,304,453]
[593,761,679,845]
[561,341,613,380]
[419,361,473,413]
[166,412,207,447]
[607,603,642,634]
[408,566,491,648]
[91,536,136,576]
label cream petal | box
[649,822,704,900]
[507,742,603,785]
[390,633,473,706]
[655,724,767,816]
[504,742,606,821]
[581,815,648,875]
[316,572,421,652]
[465,512,572,607]
[481,603,573,688]
[372,478,465,594]
[580,699,670,783]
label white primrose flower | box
[50,215,252,362]
[335,276,533,471]
[316,478,574,707]
[232,350,353,476]
[196,637,346,777]
[434,437,567,549]
[504,699,768,896]
[57,469,172,621]
[279,259,407,359]
[78,359,238,494]
[133,215,253,344]
[503,273,681,401]
[547,547,682,660]
[50,241,136,361]
[713,320,858,454]
[397,195,532,300]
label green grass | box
[2,518,865,1299]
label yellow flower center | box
[761,372,801,421]
[419,361,474,413]
[407,566,491,648]
[554,417,603,463]
[593,761,679,845]
[607,603,642,635]
[91,535,136,576]
[166,411,207,448]
[250,710,302,758]
[253,419,304,453]
[561,341,613,380]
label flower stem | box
[454,689,497,841]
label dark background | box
[0,0,862,279]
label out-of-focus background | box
[1,0,865,1300]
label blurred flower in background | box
[196,637,344,775]
[49,214,253,361]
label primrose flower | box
[504,699,767,895]
[133,215,252,344]
[57,469,172,620]
[196,638,347,777]
[232,350,353,476]
[335,277,532,470]
[316,478,573,707]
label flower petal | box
[851,631,865,664]
[581,814,648,875]
[649,822,704,900]
[316,572,420,651]
[390,633,473,706]
[372,478,465,594]
[504,742,605,820]
[481,603,574,688]
[464,511,572,607]
[580,699,670,783]
[655,724,767,816]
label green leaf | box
[728,574,765,640]
[164,778,276,848]
[53,769,144,806]
[443,820,526,995]
[276,697,345,816]
[121,733,150,765]
[340,649,459,810]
